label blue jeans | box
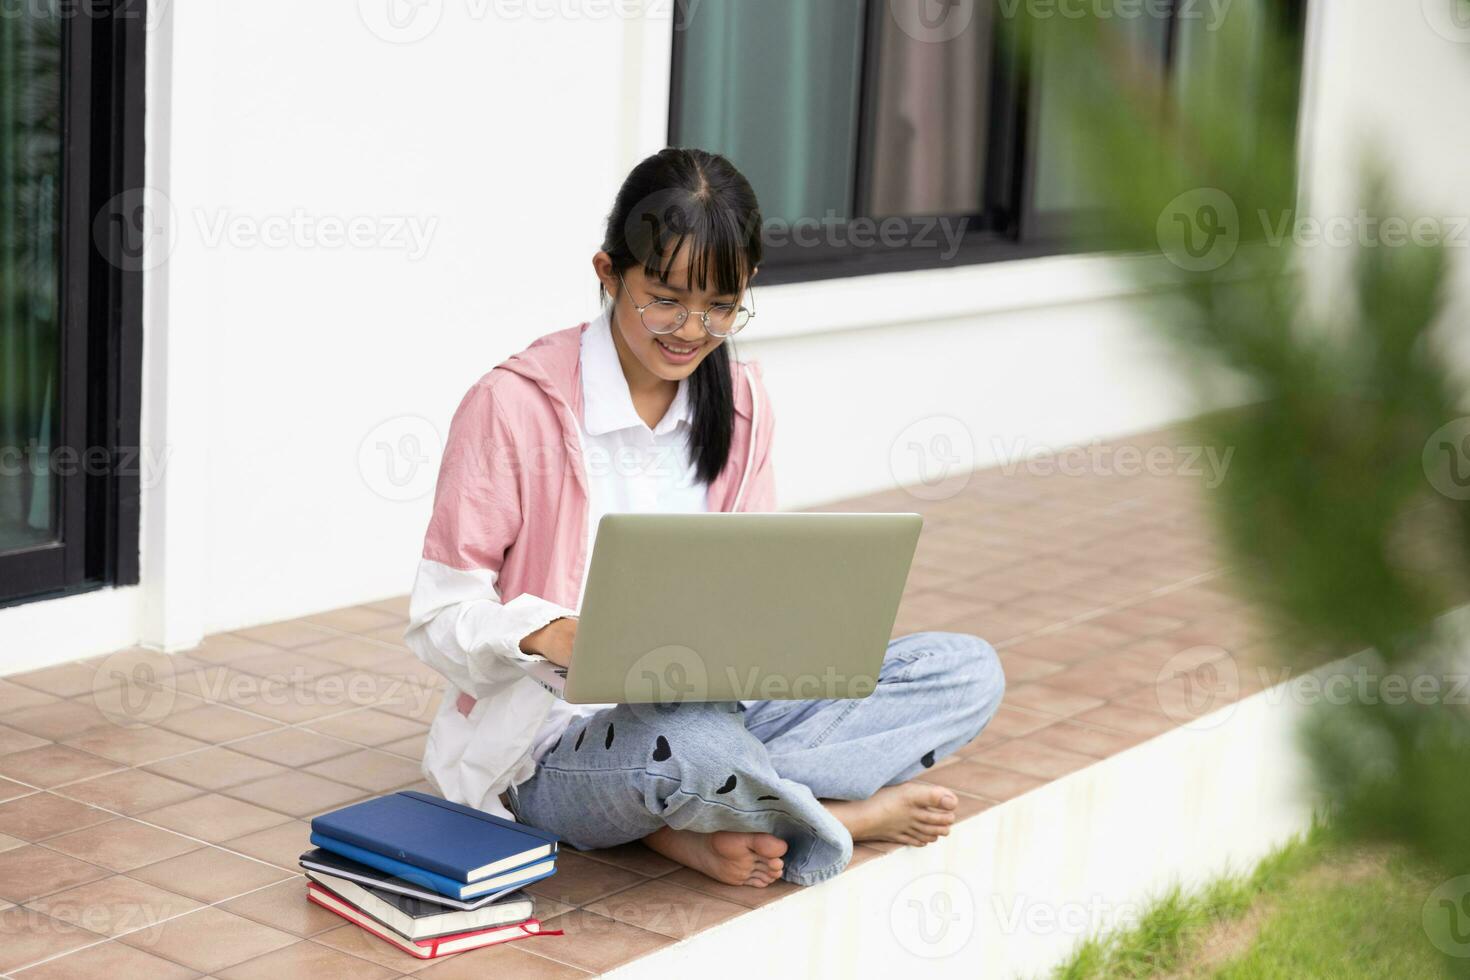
[507,632,1005,886]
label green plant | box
[1030,2,1470,973]
[1051,823,1334,979]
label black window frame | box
[668,0,1308,286]
[0,0,145,608]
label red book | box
[307,882,562,959]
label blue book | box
[310,832,558,901]
[311,791,559,884]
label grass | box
[1051,821,1453,979]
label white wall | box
[1298,0,1470,372]
[3,0,1468,670]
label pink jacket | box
[424,321,775,609]
[405,320,775,814]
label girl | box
[405,148,1004,887]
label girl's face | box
[595,251,746,385]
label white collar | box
[580,311,693,437]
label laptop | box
[545,513,921,705]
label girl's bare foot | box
[644,827,788,887]
[823,782,959,847]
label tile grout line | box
[987,567,1233,651]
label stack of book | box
[300,790,562,960]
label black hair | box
[600,147,763,484]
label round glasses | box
[619,275,754,339]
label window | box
[0,1,144,606]
[669,0,1307,284]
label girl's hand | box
[521,617,577,668]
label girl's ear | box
[592,251,617,294]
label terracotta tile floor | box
[0,427,1274,977]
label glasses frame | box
[617,274,755,339]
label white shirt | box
[526,314,708,760]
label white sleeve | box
[403,558,576,699]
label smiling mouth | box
[656,338,700,355]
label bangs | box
[631,191,758,296]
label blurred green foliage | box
[1030,3,1470,971]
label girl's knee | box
[900,631,1005,738]
[894,631,1004,690]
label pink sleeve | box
[739,362,778,513]
[407,374,575,701]
[422,376,523,574]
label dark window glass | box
[673,0,866,225]
[0,1,144,606]
[866,6,996,218]
[0,7,63,555]
[670,0,1305,284]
